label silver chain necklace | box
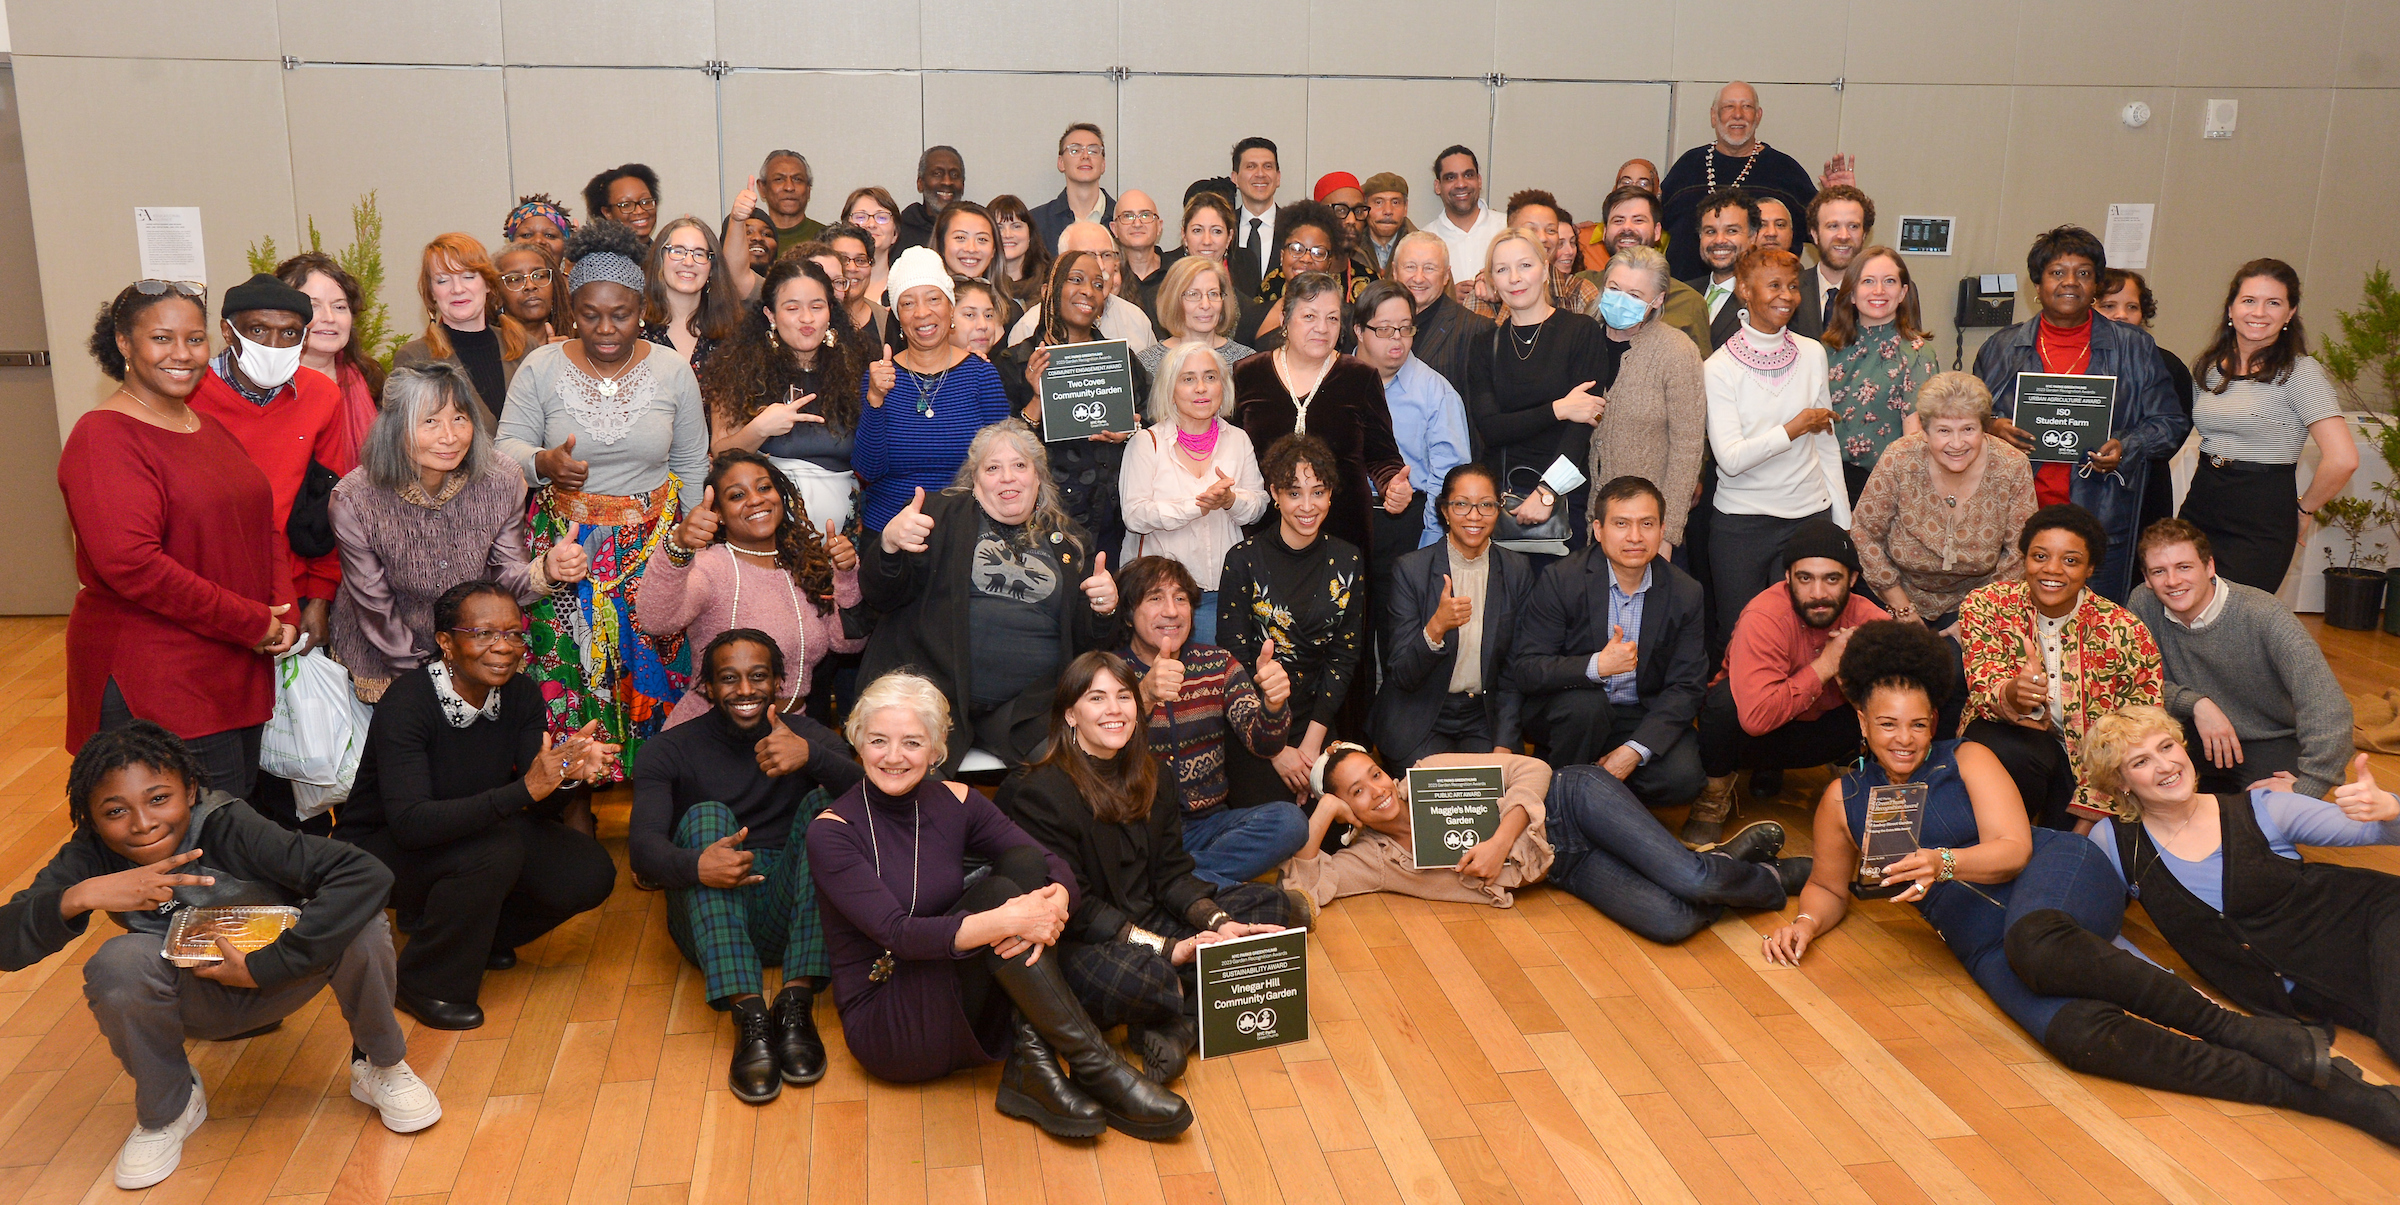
[724,544,808,710]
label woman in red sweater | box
[58,281,298,798]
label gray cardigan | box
[494,342,710,498]
[2126,579,2355,796]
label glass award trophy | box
[1852,781,1929,900]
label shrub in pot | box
[2314,495,2391,630]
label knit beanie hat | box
[886,246,955,305]
[1313,172,1363,202]
[1782,516,1862,577]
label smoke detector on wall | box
[2121,101,2151,129]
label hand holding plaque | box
[1851,780,1929,900]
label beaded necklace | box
[723,543,808,710]
[863,791,921,983]
[1706,142,1767,194]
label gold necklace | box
[117,387,196,432]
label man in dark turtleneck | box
[630,630,862,1106]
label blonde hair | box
[1147,341,1231,427]
[2080,704,2185,817]
[1389,230,1449,281]
[1913,371,1995,424]
[1482,224,1549,284]
[844,671,952,770]
[1157,254,1238,340]
[949,419,1080,553]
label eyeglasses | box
[1283,242,1330,261]
[134,279,207,299]
[849,211,893,227]
[834,253,873,269]
[608,196,658,214]
[500,268,555,288]
[1061,143,1105,158]
[1328,203,1369,219]
[662,245,716,264]
[1444,500,1501,516]
[1090,250,1122,265]
[447,627,529,648]
[1180,287,1224,304]
[1361,323,1415,339]
[1116,210,1160,222]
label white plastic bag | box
[259,648,372,819]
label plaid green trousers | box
[665,797,830,1006]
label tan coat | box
[1585,318,1708,545]
[1281,751,1555,908]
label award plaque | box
[1405,764,1506,870]
[1037,339,1137,441]
[1851,781,1929,900]
[2014,372,2117,465]
[1196,928,1308,1059]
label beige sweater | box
[1281,751,1555,908]
[1585,319,1707,545]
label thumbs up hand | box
[755,708,811,777]
[1426,573,1473,642]
[732,176,761,222]
[544,523,590,584]
[1382,464,1415,514]
[1591,624,1637,680]
[1081,552,1117,615]
[1253,637,1291,712]
[2333,753,2400,823]
[867,344,898,408]
[675,485,722,552]
[823,520,858,572]
[881,487,935,555]
[537,434,589,491]
[697,826,763,888]
[1144,647,1187,708]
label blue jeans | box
[1542,765,1788,944]
[1191,592,1218,648]
[1181,801,1309,888]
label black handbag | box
[287,459,341,557]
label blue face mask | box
[1597,287,1650,330]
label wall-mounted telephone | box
[1952,275,2019,367]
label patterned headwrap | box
[503,198,573,245]
[568,252,645,296]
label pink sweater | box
[637,544,863,727]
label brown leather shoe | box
[1681,774,1739,847]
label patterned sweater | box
[1117,644,1290,815]
[1958,580,2162,819]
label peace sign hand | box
[60,848,214,917]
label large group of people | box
[15,84,2400,1191]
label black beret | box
[220,272,313,320]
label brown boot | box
[1681,775,1739,847]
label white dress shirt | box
[1237,202,1278,280]
[1429,206,1506,281]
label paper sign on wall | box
[2102,203,2152,271]
[135,207,207,287]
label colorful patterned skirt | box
[524,481,689,780]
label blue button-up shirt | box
[1585,562,1654,762]
[1382,356,1474,548]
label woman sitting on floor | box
[995,651,1291,1086]
[1763,623,2400,1144]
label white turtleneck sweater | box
[1703,318,1850,526]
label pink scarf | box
[1175,418,1221,460]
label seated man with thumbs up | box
[631,629,863,1105]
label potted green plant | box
[2316,265,2400,628]
[2314,495,2392,629]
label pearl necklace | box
[724,543,808,710]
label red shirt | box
[58,410,290,748]
[2029,316,2094,507]
[188,363,345,600]
[1720,582,1890,735]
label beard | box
[1788,582,1851,630]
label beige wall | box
[11,0,2400,449]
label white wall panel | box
[922,73,1117,217]
[278,0,502,65]
[9,0,279,59]
[1491,82,1670,230]
[921,0,1116,73]
[1121,1,1299,76]
[1989,85,2174,341]
[284,67,513,337]
[1834,84,2014,359]
[1671,1,1846,84]
[1494,0,1673,82]
[16,56,296,431]
[1113,74,1306,240]
[502,0,715,68]
[1305,79,1486,233]
[1844,0,2018,86]
[2145,88,2333,357]
[1311,0,1493,80]
[2012,0,2182,86]
[2172,0,2342,88]
[720,72,921,228]
[503,68,722,228]
[2304,91,2400,361]
[2337,0,2400,87]
[716,4,918,69]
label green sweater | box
[2126,579,2354,796]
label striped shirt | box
[849,353,1013,531]
[2193,354,2342,464]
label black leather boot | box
[993,945,1194,1140]
[2007,909,2335,1088]
[2044,999,2400,1145]
[770,985,827,1085]
[994,1015,1105,1138]
[1133,1016,1198,1085]
[728,997,781,1105]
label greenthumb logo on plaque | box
[1038,339,1136,441]
[2014,372,2117,465]
[1196,928,1308,1058]
[1852,780,1929,900]
[1405,764,1505,870]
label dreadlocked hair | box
[67,720,206,836]
[701,450,838,606]
[702,257,861,438]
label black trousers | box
[951,845,1056,1024]
[1059,883,1290,1029]
[1525,690,1705,811]
[2181,458,2300,594]
[352,811,617,1002]
[1963,718,2079,830]
[1696,678,1861,778]
[2182,728,2303,796]
[100,677,261,802]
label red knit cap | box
[1313,172,1363,201]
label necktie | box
[1826,285,1838,316]
[1249,217,1264,274]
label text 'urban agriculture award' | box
[2015,372,2117,465]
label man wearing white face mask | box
[189,273,348,655]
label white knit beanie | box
[886,246,954,305]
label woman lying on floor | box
[1764,623,2400,1145]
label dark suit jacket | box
[1371,541,1535,761]
[1511,548,1709,758]
[1228,210,1277,300]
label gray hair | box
[758,149,809,182]
[1913,371,1994,424]
[916,145,961,177]
[1055,219,1120,258]
[948,419,1079,551]
[844,670,951,770]
[1602,244,1672,299]
[1146,341,1231,427]
[363,363,492,492]
[1393,229,1448,271]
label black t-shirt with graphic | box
[967,513,1067,707]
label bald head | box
[1614,159,1659,195]
[1111,190,1161,253]
[1058,220,1123,289]
[1711,82,1763,152]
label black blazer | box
[1229,215,1273,300]
[1790,271,1829,341]
[1371,541,1535,762]
[1510,547,1709,757]
[994,762,1219,946]
[1685,275,1743,351]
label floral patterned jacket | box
[1957,580,2162,819]
[1827,324,1940,469]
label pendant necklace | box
[725,544,809,710]
[1706,143,1766,193]
[588,349,638,397]
[862,791,921,983]
[118,387,196,432]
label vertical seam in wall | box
[498,16,515,204]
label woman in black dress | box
[1463,225,1620,551]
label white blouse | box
[1704,322,1851,526]
[1117,421,1269,590]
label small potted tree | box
[2321,266,2400,628]
[2314,495,2392,629]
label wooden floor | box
[4,617,2400,1205]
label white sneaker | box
[350,1058,442,1133]
[115,1074,207,1189]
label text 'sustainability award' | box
[1196,929,1308,1058]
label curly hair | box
[562,218,648,283]
[68,720,207,835]
[703,258,861,440]
[581,164,659,227]
[2019,503,2109,563]
[87,283,205,382]
[274,251,388,399]
[1260,432,1340,495]
[1276,199,1347,268]
[700,450,839,607]
[1835,619,1955,707]
[433,578,519,635]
